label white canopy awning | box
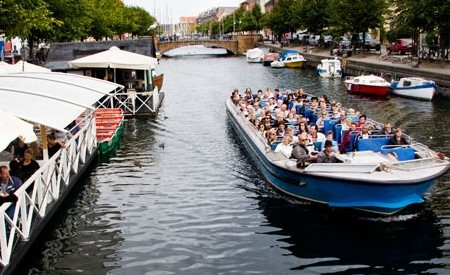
[68,46,158,70]
[0,72,124,132]
[0,109,38,151]
[0,60,51,74]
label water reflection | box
[258,196,446,273]
[21,176,124,274]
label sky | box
[122,0,241,24]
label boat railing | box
[0,112,97,268]
[96,86,160,116]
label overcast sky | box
[122,0,241,24]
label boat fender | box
[379,163,391,172]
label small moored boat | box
[390,77,436,100]
[345,74,391,97]
[95,108,125,156]
[279,50,306,68]
[316,58,343,78]
[246,48,264,63]
[270,60,285,68]
[262,52,279,66]
[226,92,450,215]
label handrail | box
[0,111,97,267]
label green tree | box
[0,0,60,40]
[328,0,386,43]
[263,0,298,42]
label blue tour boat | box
[226,95,450,215]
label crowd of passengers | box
[231,87,409,167]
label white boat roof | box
[0,72,124,132]
[68,46,158,70]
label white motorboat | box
[390,77,436,100]
[270,60,285,68]
[316,58,343,78]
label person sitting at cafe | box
[0,165,22,217]
[18,149,40,183]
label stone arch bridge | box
[155,34,262,55]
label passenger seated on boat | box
[286,112,297,125]
[258,124,266,135]
[325,131,339,152]
[339,123,358,153]
[276,122,287,138]
[338,111,347,126]
[291,133,318,167]
[267,129,278,148]
[380,121,394,135]
[360,125,371,139]
[286,127,298,144]
[275,135,293,158]
[389,128,409,145]
[239,103,249,117]
[0,165,22,218]
[356,114,367,130]
[341,118,352,132]
[297,120,309,136]
[317,140,342,163]
[252,101,261,117]
[244,88,253,105]
[267,97,277,112]
[315,111,329,132]
[231,89,240,105]
[272,112,287,128]
[347,108,358,121]
[309,124,326,143]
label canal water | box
[23,55,450,274]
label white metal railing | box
[96,87,160,116]
[0,111,98,267]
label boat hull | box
[346,83,390,97]
[226,98,447,215]
[153,73,164,91]
[95,108,125,156]
[391,83,435,100]
[283,61,304,68]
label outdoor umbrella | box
[0,109,38,151]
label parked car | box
[308,35,320,46]
[351,33,381,51]
[323,35,333,47]
[337,36,351,47]
[387,38,414,55]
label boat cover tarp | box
[0,72,123,132]
[246,48,264,59]
[0,109,38,151]
[68,46,158,70]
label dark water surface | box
[24,56,450,274]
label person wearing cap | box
[317,140,341,163]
